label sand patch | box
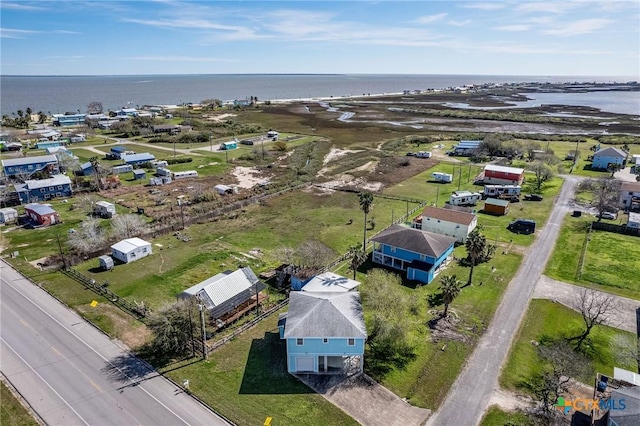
[323,147,363,165]
[232,166,268,189]
[205,113,237,122]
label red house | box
[483,165,525,185]
[24,203,60,226]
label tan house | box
[412,206,477,243]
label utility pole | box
[458,165,462,191]
[56,234,66,269]
[209,132,212,152]
[435,186,440,206]
[255,281,260,317]
[188,303,195,358]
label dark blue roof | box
[111,146,126,152]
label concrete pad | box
[297,374,431,426]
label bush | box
[166,158,193,165]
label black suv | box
[507,219,536,234]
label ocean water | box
[0,74,636,117]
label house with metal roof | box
[24,203,60,226]
[482,164,525,185]
[52,113,87,126]
[592,146,627,170]
[15,174,72,203]
[2,154,59,177]
[370,224,456,284]
[412,206,478,243]
[178,267,264,320]
[278,291,366,375]
[110,237,152,264]
[122,153,155,165]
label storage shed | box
[94,201,116,218]
[110,237,152,264]
[99,255,114,271]
[0,207,18,224]
[483,198,510,216]
[112,164,134,174]
[215,184,236,195]
[178,267,265,320]
[133,169,146,180]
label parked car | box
[524,194,543,201]
[507,219,536,234]
[600,211,617,220]
[406,152,415,156]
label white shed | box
[94,201,116,218]
[110,237,152,264]
[0,207,18,224]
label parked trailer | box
[449,191,482,206]
[156,167,172,177]
[431,172,453,183]
[415,151,432,158]
[172,170,198,180]
[483,185,521,198]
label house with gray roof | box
[592,146,627,170]
[370,224,456,284]
[279,290,366,375]
[178,267,264,320]
[1,154,59,177]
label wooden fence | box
[591,221,640,237]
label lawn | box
[479,406,535,426]
[162,313,357,426]
[500,299,637,392]
[1,382,39,426]
[545,215,640,299]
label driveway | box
[533,275,640,334]
[297,374,431,426]
[426,175,581,426]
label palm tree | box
[439,275,461,317]
[348,245,367,280]
[358,192,374,249]
[465,228,486,286]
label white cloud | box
[460,2,505,10]
[0,27,40,39]
[413,13,448,24]
[515,2,580,14]
[0,2,44,11]
[495,24,531,32]
[542,18,612,36]
[448,19,472,27]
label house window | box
[296,338,304,346]
[40,188,45,193]
[57,185,63,190]
[48,187,54,191]
[348,338,355,346]
[28,165,34,170]
[323,338,328,344]
[56,192,61,197]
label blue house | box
[220,141,237,150]
[15,174,73,203]
[279,290,366,375]
[592,147,627,170]
[35,140,63,150]
[80,161,96,176]
[122,153,155,165]
[52,113,87,126]
[370,224,456,284]
[1,155,59,177]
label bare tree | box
[294,240,335,270]
[530,161,554,193]
[524,140,542,161]
[531,342,589,417]
[78,195,99,215]
[591,178,621,221]
[68,217,106,254]
[111,214,148,239]
[87,101,104,114]
[571,288,618,350]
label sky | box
[1,1,639,77]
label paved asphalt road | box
[0,259,230,426]
[426,176,581,426]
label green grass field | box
[500,299,637,392]
[1,382,39,426]
[479,406,535,426]
[545,216,640,299]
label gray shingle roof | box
[283,292,366,338]
[370,224,457,258]
[594,146,627,158]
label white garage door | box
[295,357,314,372]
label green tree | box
[439,275,461,317]
[465,228,490,286]
[358,192,374,249]
[607,162,622,177]
[348,245,367,280]
[147,300,198,357]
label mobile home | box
[431,172,453,183]
[483,185,521,198]
[94,201,116,218]
[172,170,198,180]
[449,191,482,206]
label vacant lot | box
[546,216,640,299]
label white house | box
[94,201,116,218]
[110,237,152,263]
[0,207,18,224]
[620,181,640,211]
[412,206,478,243]
[449,191,482,206]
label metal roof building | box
[178,267,264,319]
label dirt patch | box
[203,113,237,122]
[488,389,535,412]
[428,311,470,343]
[323,147,363,165]
[231,166,269,189]
[78,303,152,349]
[374,156,439,187]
